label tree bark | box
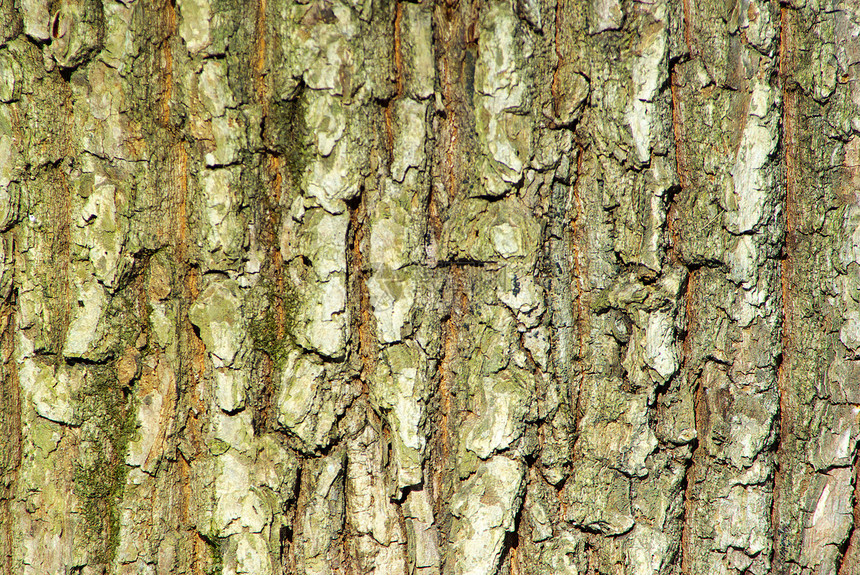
[1,0,859,574]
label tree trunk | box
[1,0,859,574]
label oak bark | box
[1,0,859,574]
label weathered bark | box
[1,0,859,574]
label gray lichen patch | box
[286,208,350,359]
[274,350,348,452]
[193,167,248,267]
[345,423,408,572]
[72,176,131,291]
[461,369,533,461]
[188,278,246,367]
[370,342,428,491]
[441,198,541,264]
[449,456,525,575]
[18,358,82,425]
[473,0,535,196]
[62,278,108,359]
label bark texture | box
[0,0,859,574]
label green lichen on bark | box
[72,364,136,564]
[201,532,225,575]
[248,282,299,371]
[265,93,310,188]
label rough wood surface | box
[1,0,859,574]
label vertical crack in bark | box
[427,4,480,561]
[250,0,288,436]
[46,73,74,353]
[50,167,73,356]
[393,2,403,98]
[671,261,698,574]
[497,522,522,575]
[434,0,478,210]
[568,144,585,436]
[252,154,286,434]
[348,187,376,383]
[389,436,413,575]
[431,0,456,488]
[772,9,795,572]
[437,266,464,464]
[285,463,302,574]
[159,0,176,127]
[181,266,209,571]
[680,0,693,56]
[550,0,564,125]
[670,71,689,211]
[172,143,189,262]
[838,456,860,575]
[142,3,209,566]
[384,0,404,169]
[254,0,268,104]
[0,293,19,575]
[680,271,699,575]
[669,51,697,575]
[177,453,202,575]
[161,16,204,556]
[433,263,466,569]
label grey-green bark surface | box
[1,0,859,574]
